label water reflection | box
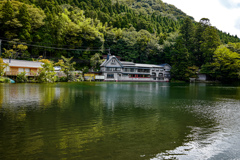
[100,83,170,110]
[152,98,240,160]
[0,83,240,159]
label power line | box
[0,36,116,48]
[1,39,110,52]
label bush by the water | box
[0,77,10,83]
[58,77,68,82]
[16,72,28,83]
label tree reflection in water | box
[1,82,237,160]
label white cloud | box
[235,18,240,30]
[162,0,240,37]
[219,0,240,8]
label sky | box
[162,0,240,38]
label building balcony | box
[5,71,67,77]
[105,68,122,72]
[5,71,38,76]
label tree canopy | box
[0,0,240,81]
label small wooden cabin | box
[3,59,43,76]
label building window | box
[107,74,114,79]
[25,68,30,75]
[114,68,121,71]
[129,74,150,78]
[25,68,30,72]
[164,74,170,78]
[124,68,135,72]
[111,59,116,65]
[138,75,147,78]
[18,68,24,73]
[106,67,121,71]
[138,69,150,73]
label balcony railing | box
[5,71,68,78]
[5,71,38,76]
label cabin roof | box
[3,59,43,68]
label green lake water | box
[0,82,240,160]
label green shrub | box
[71,74,84,82]
[59,76,67,82]
[16,72,28,83]
[4,78,10,83]
[37,60,57,83]
[68,73,75,82]
[0,58,8,76]
[0,77,10,83]
[0,78,4,83]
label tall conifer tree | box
[180,17,194,52]
[18,4,31,40]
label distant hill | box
[0,0,239,69]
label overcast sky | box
[162,0,240,38]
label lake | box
[0,82,240,160]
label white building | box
[100,55,171,82]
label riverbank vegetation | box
[0,58,8,76]
[0,56,84,83]
[0,0,240,82]
[0,76,10,83]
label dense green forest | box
[0,0,240,81]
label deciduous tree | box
[0,58,8,76]
[38,59,57,83]
[57,56,76,80]
[201,44,240,81]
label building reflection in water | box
[99,82,170,111]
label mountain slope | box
[0,0,239,69]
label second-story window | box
[106,68,112,71]
[111,59,116,65]
[106,67,121,71]
[138,69,150,73]
[124,68,135,72]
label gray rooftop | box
[120,61,135,65]
[100,55,171,69]
[3,59,43,68]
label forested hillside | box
[0,0,240,81]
